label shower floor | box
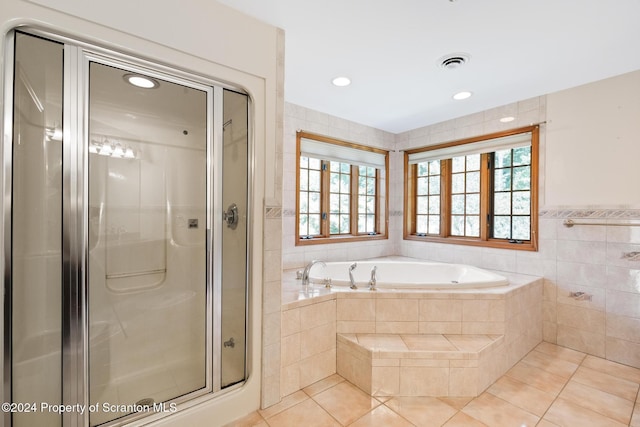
[228,342,640,426]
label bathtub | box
[307,260,508,289]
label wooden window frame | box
[403,125,539,251]
[296,131,389,246]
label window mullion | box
[480,153,490,241]
[321,161,330,237]
[351,165,358,235]
[441,159,451,237]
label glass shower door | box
[87,62,209,425]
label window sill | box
[296,233,388,246]
[403,234,537,251]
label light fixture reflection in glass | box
[90,138,137,159]
[123,73,159,89]
[452,91,472,100]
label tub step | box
[337,333,505,397]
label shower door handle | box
[223,203,239,229]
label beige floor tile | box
[534,341,586,364]
[572,366,639,401]
[543,397,627,427]
[347,405,414,427]
[223,411,266,427]
[444,334,494,352]
[385,396,457,426]
[581,354,640,383]
[631,404,640,427]
[313,381,380,425]
[461,392,539,427]
[487,375,555,417]
[258,390,307,419]
[436,396,473,410]
[441,411,488,426]
[559,381,634,425]
[521,349,579,379]
[265,398,340,427]
[400,334,457,351]
[536,420,561,427]
[505,361,568,395]
[303,373,345,396]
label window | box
[296,131,388,245]
[404,126,538,250]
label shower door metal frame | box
[2,27,250,427]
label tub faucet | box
[301,260,326,286]
[349,262,358,289]
[369,266,377,291]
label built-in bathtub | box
[307,260,509,289]
[281,257,543,399]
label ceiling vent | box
[438,53,470,70]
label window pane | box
[309,214,321,235]
[366,177,375,195]
[466,194,480,215]
[417,177,428,194]
[466,216,480,237]
[513,191,530,215]
[299,192,308,212]
[330,172,340,192]
[300,156,309,169]
[451,215,465,236]
[418,162,428,176]
[340,215,350,233]
[299,215,309,235]
[330,216,339,234]
[366,196,374,214]
[340,194,350,213]
[309,158,321,170]
[513,216,531,240]
[428,216,440,234]
[513,166,530,190]
[466,171,480,193]
[309,192,320,213]
[513,146,531,166]
[330,194,340,212]
[359,195,367,212]
[300,171,309,191]
[340,173,350,192]
[340,163,350,174]
[452,194,465,214]
[452,174,465,193]
[428,195,440,214]
[358,176,367,193]
[494,149,511,168]
[466,154,480,171]
[429,175,440,194]
[452,156,465,173]
[494,192,511,215]
[309,170,321,191]
[417,215,428,234]
[494,168,511,192]
[493,216,511,239]
[358,215,366,233]
[429,160,440,175]
[330,161,340,172]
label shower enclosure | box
[3,30,250,426]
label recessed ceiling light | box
[123,73,159,89]
[500,116,515,123]
[332,76,351,87]
[452,91,472,100]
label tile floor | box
[226,342,640,427]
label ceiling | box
[217,0,640,134]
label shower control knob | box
[223,203,239,229]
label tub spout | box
[301,260,326,286]
[369,266,377,291]
[349,262,358,289]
